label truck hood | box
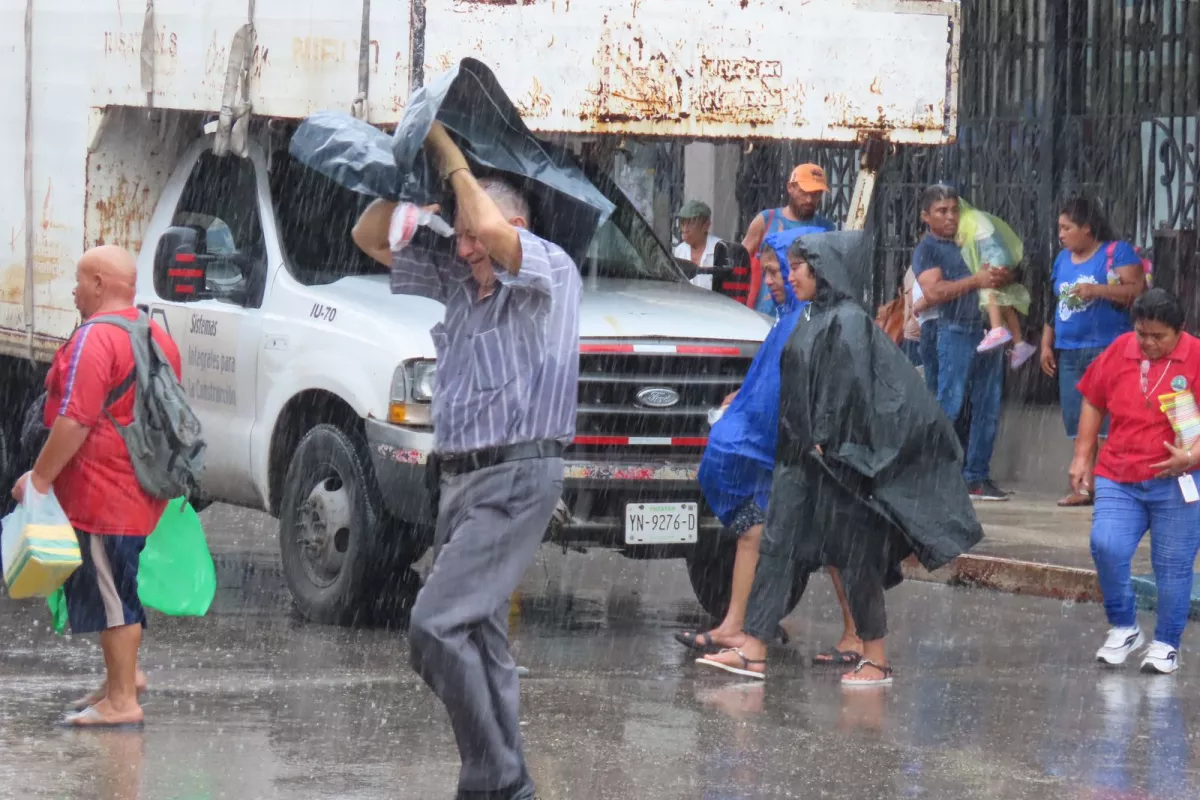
[579,278,770,341]
[321,274,770,353]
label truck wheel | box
[685,541,808,621]
[279,423,413,626]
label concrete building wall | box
[683,143,741,241]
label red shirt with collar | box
[1078,331,1200,484]
[43,307,183,536]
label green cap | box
[676,199,712,220]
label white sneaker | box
[1140,641,1179,674]
[1010,341,1038,369]
[1096,626,1144,666]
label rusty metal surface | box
[84,108,192,259]
[94,0,412,123]
[425,0,960,143]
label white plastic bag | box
[2,479,80,599]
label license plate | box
[624,502,698,544]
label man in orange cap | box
[741,164,836,312]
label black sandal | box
[695,648,766,680]
[674,630,722,654]
[840,659,894,687]
[813,647,863,666]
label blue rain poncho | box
[698,228,814,526]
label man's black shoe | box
[968,480,1010,502]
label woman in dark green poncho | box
[697,231,983,686]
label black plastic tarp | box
[289,58,615,264]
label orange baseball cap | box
[790,163,828,193]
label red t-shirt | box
[1078,331,1200,484]
[44,307,183,536]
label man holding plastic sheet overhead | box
[353,121,580,799]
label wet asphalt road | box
[2,507,1200,799]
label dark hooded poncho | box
[766,231,983,581]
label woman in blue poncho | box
[675,228,863,664]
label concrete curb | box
[904,554,1200,620]
[903,554,1104,603]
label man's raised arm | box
[425,123,525,275]
[351,199,399,267]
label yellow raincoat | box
[956,200,1032,315]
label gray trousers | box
[409,457,563,797]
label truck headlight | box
[409,360,437,402]
[387,360,435,426]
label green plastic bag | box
[47,498,215,634]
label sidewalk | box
[905,488,1200,618]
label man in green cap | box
[674,199,720,289]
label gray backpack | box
[87,313,206,500]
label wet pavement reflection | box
[2,539,1199,799]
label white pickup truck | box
[0,0,960,624]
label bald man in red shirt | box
[12,245,181,727]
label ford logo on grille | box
[636,387,680,408]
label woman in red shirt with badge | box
[1071,289,1200,674]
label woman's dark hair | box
[1059,196,1116,242]
[1131,288,1185,332]
[786,238,816,265]
[920,183,959,213]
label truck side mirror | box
[674,257,699,281]
[712,241,751,303]
[155,226,208,302]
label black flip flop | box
[813,647,862,666]
[695,648,767,680]
[674,630,722,654]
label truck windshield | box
[270,149,685,286]
[579,167,686,284]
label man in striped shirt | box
[352,122,581,800]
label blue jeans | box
[1091,476,1200,648]
[1058,346,1109,438]
[936,325,1003,483]
[919,321,939,396]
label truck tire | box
[278,423,419,626]
[685,540,808,622]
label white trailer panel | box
[423,0,960,143]
[93,0,411,123]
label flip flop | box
[70,684,148,713]
[57,706,145,730]
[840,659,894,688]
[674,630,723,654]
[813,647,863,666]
[695,648,766,680]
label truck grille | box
[571,342,757,455]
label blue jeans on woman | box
[1057,346,1109,438]
[1091,476,1200,649]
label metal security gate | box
[739,0,1199,320]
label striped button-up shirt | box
[391,228,582,455]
